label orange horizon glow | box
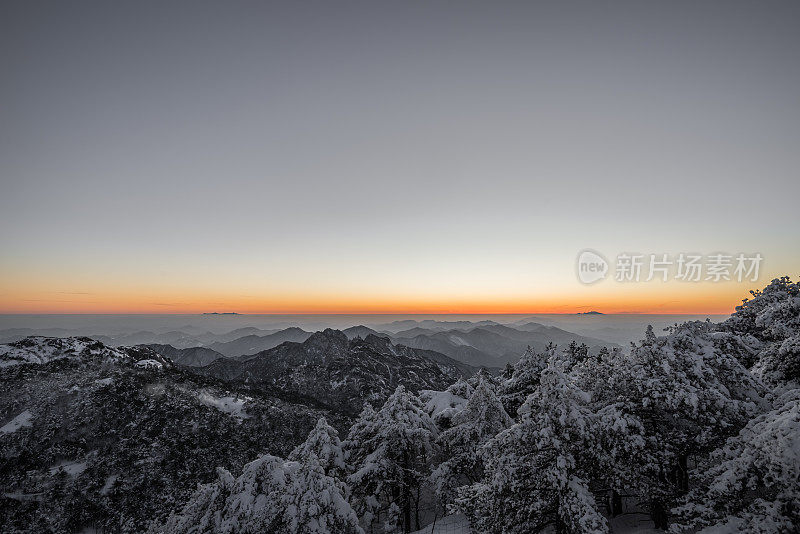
[1,261,787,316]
[0,287,754,315]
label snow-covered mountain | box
[0,336,344,532]
[0,336,171,368]
[196,329,477,414]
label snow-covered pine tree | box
[433,377,513,506]
[563,340,590,368]
[346,385,438,533]
[157,467,234,534]
[498,344,551,417]
[342,402,378,473]
[157,454,362,534]
[445,377,474,400]
[610,321,768,529]
[671,388,800,533]
[467,367,500,390]
[572,345,652,518]
[457,356,608,534]
[724,276,800,343]
[724,276,800,388]
[288,416,347,483]
[282,457,364,534]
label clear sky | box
[1,1,798,314]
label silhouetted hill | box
[206,327,312,357]
[144,343,227,367]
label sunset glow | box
[0,273,786,315]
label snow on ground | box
[0,337,128,367]
[1,410,34,434]
[412,514,471,533]
[49,460,88,477]
[0,340,76,366]
[197,390,250,419]
[3,491,45,502]
[135,359,163,369]
[420,390,468,418]
[449,335,471,347]
[609,513,663,533]
[100,474,118,495]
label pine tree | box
[346,386,437,533]
[158,467,234,534]
[563,341,590,368]
[457,356,608,534]
[467,367,499,390]
[433,377,513,506]
[724,277,800,387]
[671,389,800,533]
[609,321,768,529]
[288,416,347,482]
[498,344,550,417]
[572,345,652,518]
[342,403,378,471]
[158,454,362,534]
[446,377,475,400]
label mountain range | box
[1,318,618,370]
[193,329,475,414]
[204,327,311,357]
[388,323,616,367]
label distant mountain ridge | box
[144,344,226,367]
[391,323,618,367]
[196,329,476,414]
[206,327,312,357]
[1,320,619,368]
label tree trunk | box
[611,489,623,517]
[677,453,689,494]
[651,499,668,531]
[414,486,421,531]
[402,450,411,533]
[555,496,566,534]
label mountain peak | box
[362,333,394,350]
[342,325,379,339]
[302,329,349,352]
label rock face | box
[198,329,476,414]
[342,325,380,339]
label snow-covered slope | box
[0,336,172,368]
[0,336,345,533]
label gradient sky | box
[1,1,799,314]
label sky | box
[1,1,799,314]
